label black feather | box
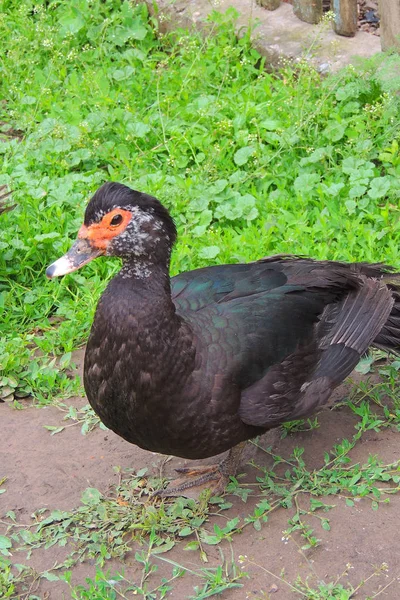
[63,184,400,461]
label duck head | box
[46,182,177,278]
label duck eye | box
[110,214,123,226]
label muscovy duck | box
[47,182,400,496]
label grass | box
[1,0,400,404]
[1,0,400,598]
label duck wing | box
[171,261,287,313]
[238,274,392,427]
[174,256,394,428]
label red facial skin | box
[78,208,132,251]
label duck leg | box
[155,442,246,498]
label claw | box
[153,442,247,499]
[154,466,227,499]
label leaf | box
[184,541,199,551]
[34,232,61,242]
[294,173,320,195]
[200,533,220,545]
[214,193,256,222]
[123,22,148,42]
[323,122,346,142]
[321,519,331,531]
[68,149,92,166]
[198,246,220,259]
[111,65,135,81]
[0,535,12,555]
[211,179,229,194]
[21,95,37,105]
[310,499,327,512]
[179,527,193,537]
[259,119,281,131]
[189,197,210,212]
[355,355,375,374]
[152,539,175,554]
[59,9,85,35]
[253,519,261,531]
[300,146,332,166]
[60,352,72,369]
[368,177,391,200]
[233,146,255,166]
[43,426,65,436]
[345,499,355,507]
[246,207,259,221]
[342,157,368,174]
[348,185,367,198]
[42,571,60,581]
[81,488,102,506]
[264,132,281,144]
[345,200,356,215]
[214,201,242,221]
[323,182,345,196]
[126,122,151,138]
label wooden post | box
[293,0,323,24]
[257,0,281,9]
[331,0,358,37]
[379,0,400,51]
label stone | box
[293,0,323,24]
[379,0,400,50]
[331,0,358,37]
[257,0,281,9]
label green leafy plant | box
[1,0,400,405]
[2,1,400,598]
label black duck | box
[47,182,400,495]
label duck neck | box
[115,257,175,315]
[120,258,170,288]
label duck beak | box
[46,238,103,278]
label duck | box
[47,182,400,496]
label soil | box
[2,349,400,599]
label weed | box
[280,417,320,439]
[1,0,400,597]
[61,551,247,600]
[1,0,400,404]
[0,555,41,600]
[5,469,232,568]
[241,558,393,599]
[44,402,107,436]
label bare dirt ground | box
[2,350,400,599]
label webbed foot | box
[153,442,246,499]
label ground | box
[1,1,400,599]
[2,350,400,599]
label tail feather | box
[373,286,400,355]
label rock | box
[257,0,281,9]
[14,390,31,399]
[0,386,14,398]
[2,393,15,402]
